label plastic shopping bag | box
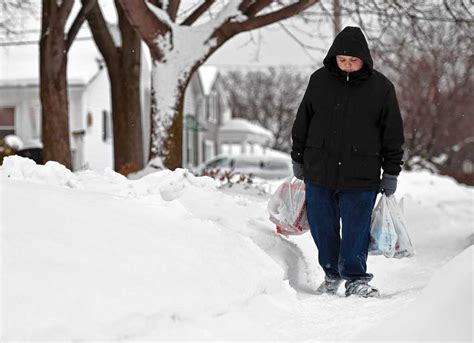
[386,195,415,258]
[267,177,310,235]
[369,194,398,257]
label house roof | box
[0,22,140,87]
[219,118,274,146]
[197,65,218,95]
[0,37,104,87]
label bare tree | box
[303,0,473,42]
[0,0,35,38]
[40,0,96,169]
[85,1,144,175]
[223,67,309,153]
[116,0,318,170]
[378,19,473,171]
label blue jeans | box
[305,181,377,283]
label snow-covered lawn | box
[1,156,472,341]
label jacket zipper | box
[336,74,349,188]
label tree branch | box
[181,0,216,26]
[168,0,180,21]
[66,0,96,51]
[86,0,119,67]
[238,0,317,32]
[57,0,75,25]
[243,0,273,18]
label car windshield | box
[206,157,228,168]
[232,159,261,169]
[262,160,290,171]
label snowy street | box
[1,156,472,341]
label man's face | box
[336,55,363,73]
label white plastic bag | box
[369,194,415,258]
[386,195,415,258]
[267,177,309,235]
[369,194,398,257]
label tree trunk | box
[165,90,185,170]
[149,62,193,170]
[109,71,143,175]
[86,1,144,175]
[113,3,144,175]
[39,12,72,169]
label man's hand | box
[379,173,398,196]
[292,160,304,180]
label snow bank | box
[1,156,300,340]
[357,246,473,341]
[1,155,80,188]
[1,156,473,340]
[1,155,218,199]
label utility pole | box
[333,0,341,37]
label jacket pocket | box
[351,143,381,157]
[303,137,326,180]
[348,143,381,180]
[305,136,325,148]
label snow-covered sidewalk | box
[1,156,472,341]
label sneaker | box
[315,276,343,295]
[345,280,380,298]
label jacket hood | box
[323,26,373,76]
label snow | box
[1,155,473,341]
[3,135,23,150]
[21,138,43,149]
[357,246,473,341]
[197,65,218,95]
[1,156,79,188]
[145,1,174,27]
[220,118,274,140]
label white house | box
[0,33,274,172]
[0,34,151,171]
[182,65,232,168]
[219,118,274,155]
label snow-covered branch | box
[145,0,174,28]
[117,0,170,58]
[116,0,320,168]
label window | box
[102,110,111,141]
[29,105,40,139]
[204,140,215,162]
[207,94,218,124]
[0,107,15,139]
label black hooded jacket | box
[291,26,405,191]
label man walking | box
[291,26,405,297]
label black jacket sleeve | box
[380,84,405,175]
[291,75,314,164]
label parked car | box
[196,151,293,180]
